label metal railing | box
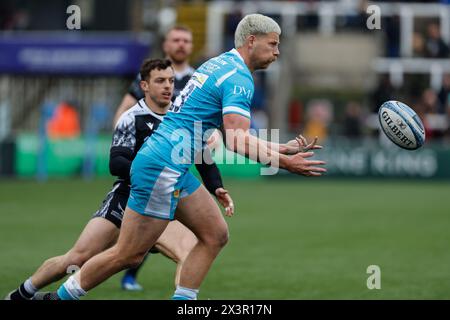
[207,1,450,56]
[0,75,129,134]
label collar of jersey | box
[229,48,244,63]
[138,99,165,121]
[229,48,252,74]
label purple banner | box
[0,32,152,75]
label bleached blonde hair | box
[234,14,281,48]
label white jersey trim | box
[215,68,237,87]
[222,106,251,118]
[229,48,245,62]
[138,99,165,121]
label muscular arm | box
[110,110,136,179]
[109,146,133,179]
[222,114,289,167]
[222,114,326,176]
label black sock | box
[9,283,34,300]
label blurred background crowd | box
[1,0,450,178]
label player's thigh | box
[123,157,186,259]
[69,217,119,262]
[115,207,170,259]
[175,184,228,244]
[154,220,197,263]
[70,185,128,259]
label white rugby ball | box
[378,100,425,150]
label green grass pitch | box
[1,177,450,299]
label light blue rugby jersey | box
[139,48,254,169]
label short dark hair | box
[165,25,193,38]
[140,58,172,81]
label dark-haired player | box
[5,59,233,300]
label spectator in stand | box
[343,101,363,139]
[438,74,450,114]
[420,88,446,139]
[412,32,426,57]
[424,22,450,58]
[303,99,333,143]
[0,2,29,30]
[46,102,81,139]
[288,99,304,134]
[371,75,396,112]
[421,88,441,114]
[414,101,435,140]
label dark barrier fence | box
[0,139,15,176]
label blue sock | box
[57,275,86,300]
[57,285,76,300]
[172,285,199,300]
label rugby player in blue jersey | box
[51,14,326,300]
[114,25,197,292]
[4,59,233,300]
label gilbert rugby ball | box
[378,100,425,150]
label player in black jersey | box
[4,59,233,300]
[114,25,197,290]
[114,25,194,125]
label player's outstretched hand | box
[283,135,323,155]
[215,188,234,217]
[285,151,327,177]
